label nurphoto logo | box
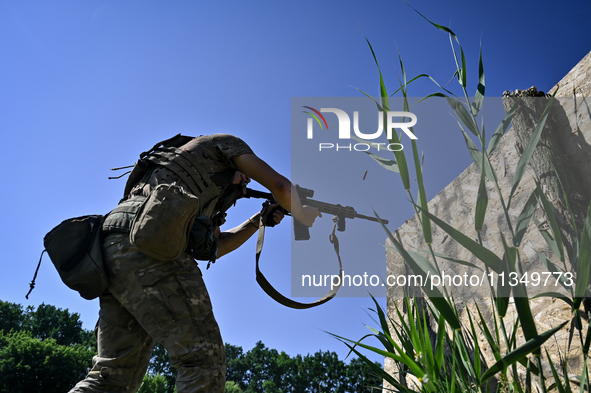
[303,106,417,152]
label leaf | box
[413,247,482,270]
[339,341,413,391]
[481,321,568,382]
[460,47,467,88]
[574,201,591,309]
[509,95,556,204]
[500,235,540,351]
[467,310,482,384]
[475,151,488,233]
[414,205,504,273]
[533,249,573,296]
[475,302,502,362]
[454,329,477,380]
[385,112,412,191]
[361,34,411,191]
[435,312,446,371]
[374,210,462,330]
[533,292,574,308]
[534,216,563,264]
[407,250,439,276]
[535,183,565,262]
[545,348,567,393]
[447,97,480,137]
[456,119,486,177]
[411,139,432,244]
[514,191,538,247]
[471,47,485,118]
[364,151,399,173]
[488,98,519,154]
[496,243,514,318]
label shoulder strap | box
[123,134,195,198]
[255,215,343,309]
[146,147,221,217]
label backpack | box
[27,215,108,300]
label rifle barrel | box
[243,188,389,225]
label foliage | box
[226,380,245,393]
[0,302,96,393]
[138,373,173,393]
[225,341,382,392]
[0,300,380,393]
[0,300,96,350]
[334,5,591,393]
[146,342,177,393]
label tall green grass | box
[333,7,591,393]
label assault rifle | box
[241,185,388,240]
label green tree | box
[345,357,382,392]
[0,301,26,332]
[223,340,383,393]
[137,373,171,393]
[0,300,96,393]
[0,300,96,351]
[226,343,248,388]
[0,330,94,393]
[226,380,245,393]
[147,342,177,393]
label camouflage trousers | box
[69,233,226,393]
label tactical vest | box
[103,134,243,233]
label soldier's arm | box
[215,208,283,258]
[232,153,320,227]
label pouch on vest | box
[188,216,218,267]
[32,215,108,300]
[130,183,200,261]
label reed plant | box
[331,8,591,393]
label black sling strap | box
[255,214,343,309]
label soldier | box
[68,134,320,393]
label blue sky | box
[2,0,591,367]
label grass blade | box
[447,97,480,137]
[467,310,482,385]
[501,235,540,352]
[533,249,573,296]
[341,341,414,391]
[362,34,412,191]
[364,151,399,173]
[509,95,556,204]
[475,302,502,362]
[471,47,485,118]
[545,348,567,393]
[536,183,565,262]
[514,191,538,247]
[411,138,433,244]
[475,151,488,233]
[375,210,462,330]
[435,312,446,371]
[489,98,519,154]
[481,321,568,383]
[459,46,467,88]
[574,201,591,309]
[533,292,574,308]
[534,216,563,263]
[415,204,504,273]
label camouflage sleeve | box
[211,134,254,162]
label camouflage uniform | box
[69,135,254,393]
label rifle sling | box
[255,215,342,309]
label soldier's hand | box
[268,203,285,226]
[294,205,321,227]
[232,171,250,185]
